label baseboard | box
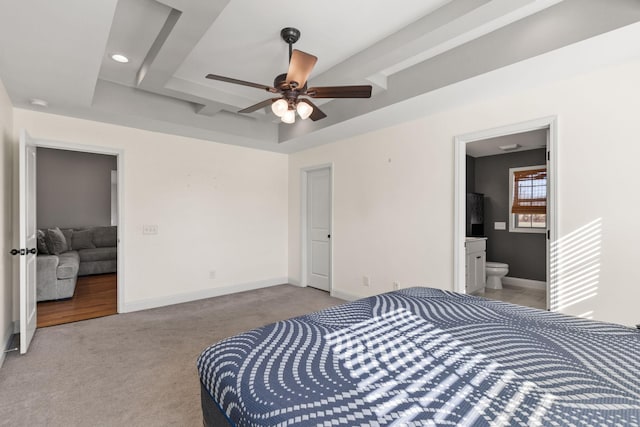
[122,277,289,313]
[287,280,358,301]
[288,277,302,287]
[330,288,361,301]
[0,322,15,369]
[502,277,546,291]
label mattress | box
[197,287,640,426]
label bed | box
[197,287,640,426]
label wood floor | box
[37,273,117,328]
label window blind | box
[511,168,547,214]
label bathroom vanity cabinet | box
[465,237,486,294]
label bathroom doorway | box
[454,117,557,311]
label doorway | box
[302,165,332,292]
[454,117,557,311]
[17,131,124,352]
[35,147,119,327]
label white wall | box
[14,110,289,312]
[289,59,640,327]
[0,78,13,367]
[5,56,639,333]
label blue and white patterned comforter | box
[197,287,640,426]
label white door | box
[306,168,331,291]
[19,129,38,353]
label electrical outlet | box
[209,270,216,279]
[142,224,158,235]
[362,276,370,287]
[393,282,400,291]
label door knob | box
[327,234,331,239]
[8,248,36,255]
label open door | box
[19,129,37,353]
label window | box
[509,165,546,233]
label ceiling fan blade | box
[306,85,372,98]
[298,99,327,121]
[206,74,278,93]
[286,50,317,89]
[238,98,280,114]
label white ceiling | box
[1,0,639,153]
[175,0,450,103]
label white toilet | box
[485,262,509,289]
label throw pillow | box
[62,229,73,249]
[36,230,49,255]
[71,229,95,250]
[46,227,69,255]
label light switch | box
[143,224,158,235]
[494,222,506,230]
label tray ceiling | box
[1,0,639,153]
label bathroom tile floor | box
[477,285,547,310]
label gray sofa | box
[36,226,117,302]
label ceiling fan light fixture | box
[205,27,371,124]
[296,101,313,120]
[271,99,288,117]
[281,109,296,124]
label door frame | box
[453,116,558,311]
[300,163,333,293]
[32,137,125,314]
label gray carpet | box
[0,284,344,426]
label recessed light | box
[30,98,48,108]
[110,53,129,63]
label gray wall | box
[473,148,546,281]
[37,148,117,229]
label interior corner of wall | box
[288,277,302,287]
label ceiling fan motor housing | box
[273,73,289,90]
[274,73,307,94]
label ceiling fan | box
[205,27,372,124]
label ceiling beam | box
[279,0,640,143]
